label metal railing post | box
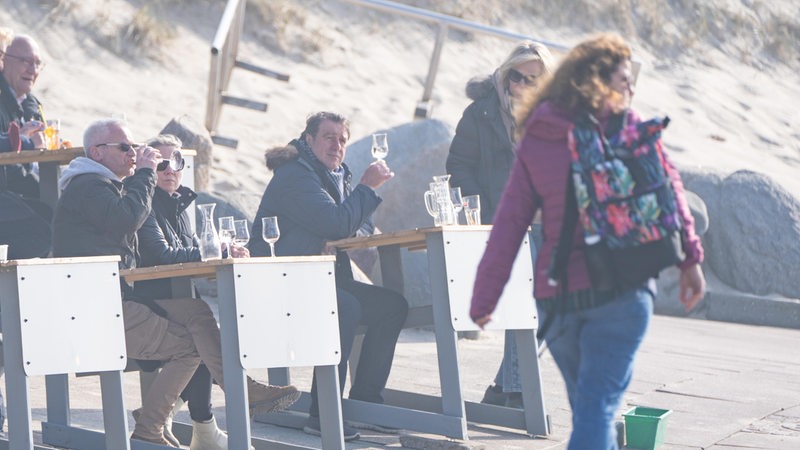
[415,22,448,119]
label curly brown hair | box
[516,33,632,128]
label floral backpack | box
[548,112,685,292]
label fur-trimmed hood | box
[265,143,300,171]
[465,75,495,101]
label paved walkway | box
[10,315,800,449]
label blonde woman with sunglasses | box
[446,40,554,408]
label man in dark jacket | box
[0,33,50,261]
[53,119,298,447]
[248,111,409,441]
[0,35,47,198]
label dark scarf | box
[291,137,353,204]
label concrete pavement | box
[7,313,800,449]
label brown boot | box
[246,377,300,416]
[132,407,182,447]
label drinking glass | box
[218,216,235,258]
[262,216,280,258]
[233,220,250,247]
[44,119,60,150]
[464,194,482,225]
[169,149,184,172]
[450,187,464,225]
[371,133,388,161]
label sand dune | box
[3,0,799,200]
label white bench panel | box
[233,260,341,369]
[16,261,127,376]
[441,229,537,332]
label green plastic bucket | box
[623,406,672,450]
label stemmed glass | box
[371,133,388,161]
[450,187,464,225]
[218,216,235,258]
[233,220,250,247]
[168,149,184,172]
[262,216,280,258]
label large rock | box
[346,119,455,308]
[160,115,213,192]
[681,168,800,298]
[346,119,455,232]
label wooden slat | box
[120,255,335,282]
[0,147,84,165]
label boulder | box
[680,168,800,298]
[707,170,800,297]
[160,115,214,192]
[345,119,455,308]
[346,119,455,232]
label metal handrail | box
[205,0,245,134]
[340,0,571,117]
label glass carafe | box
[424,174,456,226]
[197,203,222,261]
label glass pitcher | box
[197,203,222,261]
[423,175,457,226]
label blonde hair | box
[0,27,13,51]
[497,40,555,88]
[516,33,632,127]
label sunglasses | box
[97,142,141,153]
[508,68,539,86]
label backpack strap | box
[547,159,580,289]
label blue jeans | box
[540,285,654,450]
[494,227,540,393]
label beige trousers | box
[123,297,226,440]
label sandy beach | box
[3,0,799,200]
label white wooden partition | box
[0,256,129,450]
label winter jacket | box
[52,157,156,296]
[0,73,44,198]
[133,185,200,300]
[469,101,704,320]
[446,76,516,224]
[247,140,381,280]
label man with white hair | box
[52,119,299,447]
[0,34,46,197]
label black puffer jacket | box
[247,140,381,280]
[445,76,515,224]
[133,185,200,300]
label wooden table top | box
[327,225,492,251]
[0,147,85,165]
[120,255,335,282]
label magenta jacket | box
[469,101,704,321]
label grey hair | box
[146,134,183,149]
[82,118,127,156]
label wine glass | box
[233,220,250,247]
[262,216,280,258]
[450,187,464,225]
[371,133,388,161]
[169,149,184,172]
[218,216,235,258]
